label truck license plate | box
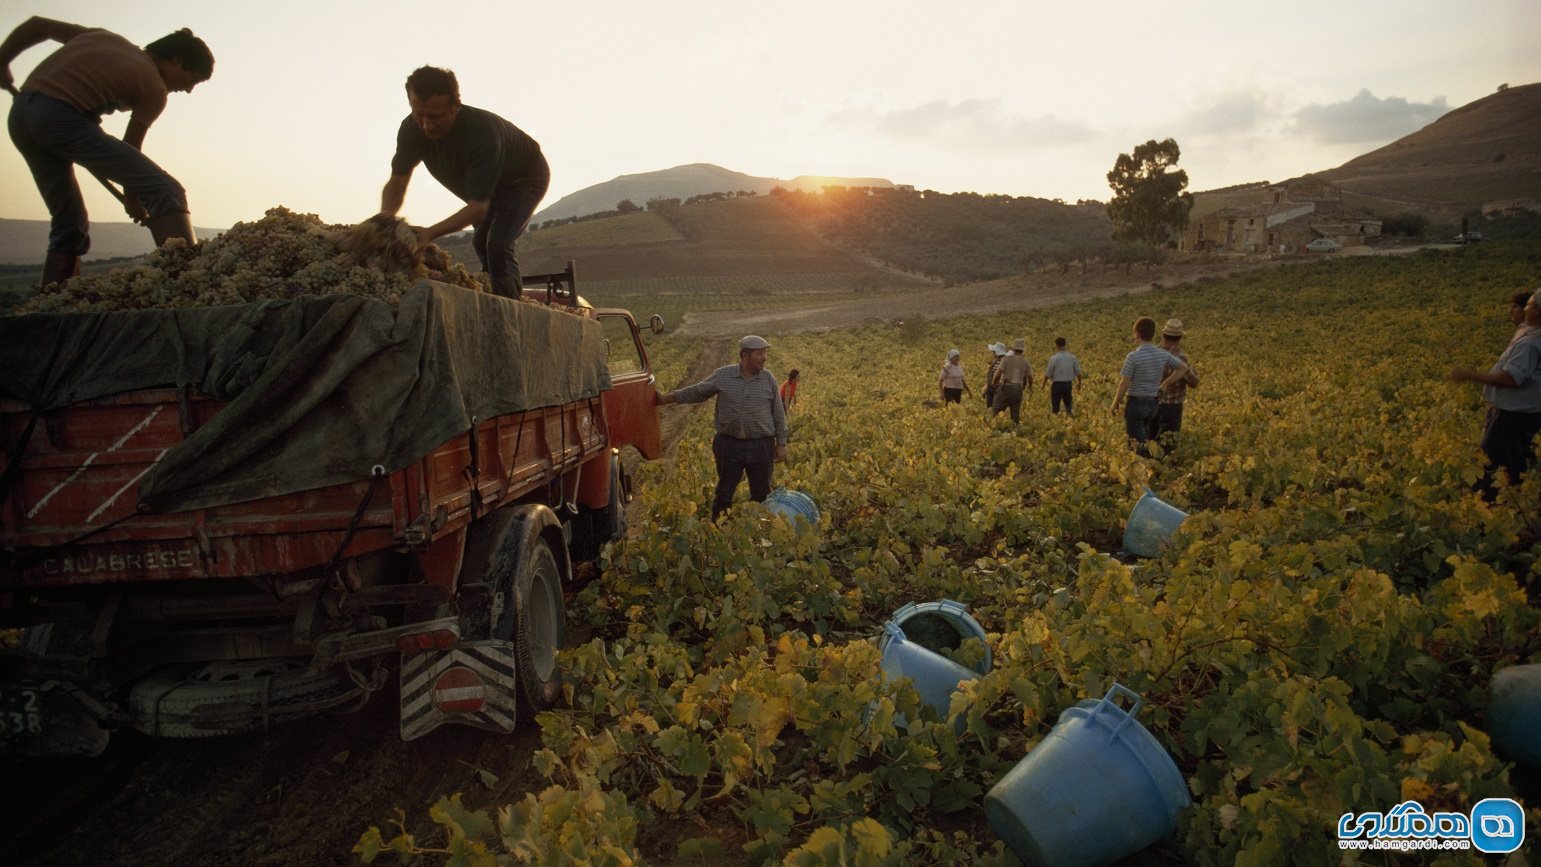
[0,687,47,737]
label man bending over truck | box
[377,66,550,298]
[1,16,213,289]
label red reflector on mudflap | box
[432,666,487,714]
[397,628,459,658]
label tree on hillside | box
[616,199,641,214]
[1106,138,1194,246]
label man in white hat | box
[990,339,1033,423]
[657,335,788,519]
[1450,288,1541,501]
[1155,318,1199,442]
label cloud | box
[1183,89,1272,136]
[1293,89,1449,145]
[829,99,1098,150]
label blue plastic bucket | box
[1488,664,1541,769]
[879,622,981,726]
[1122,489,1189,558]
[763,489,820,525]
[985,683,1191,866]
[886,599,992,675]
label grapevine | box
[367,243,1541,865]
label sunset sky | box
[1,0,1538,230]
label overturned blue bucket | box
[879,622,981,726]
[886,599,992,675]
[985,683,1190,866]
[1488,664,1541,769]
[1122,489,1189,558]
[763,489,820,525]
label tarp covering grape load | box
[0,208,612,512]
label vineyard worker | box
[983,342,1006,408]
[1043,336,1083,417]
[1154,319,1199,441]
[378,65,550,297]
[1450,289,1541,501]
[1112,317,1190,456]
[938,348,972,404]
[990,339,1033,423]
[2,17,212,289]
[657,335,788,520]
[780,368,800,414]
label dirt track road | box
[674,246,1431,338]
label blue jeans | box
[472,155,551,297]
[1124,397,1159,453]
[8,91,188,255]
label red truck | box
[0,267,660,755]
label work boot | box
[39,251,81,290]
[146,212,197,247]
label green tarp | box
[0,281,612,513]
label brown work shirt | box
[994,354,1031,386]
[22,29,168,126]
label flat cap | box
[739,335,770,351]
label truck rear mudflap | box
[399,639,519,741]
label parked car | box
[1453,231,1485,244]
[1305,238,1342,253]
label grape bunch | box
[16,207,488,314]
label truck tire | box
[503,536,565,715]
[467,504,569,716]
[570,454,626,563]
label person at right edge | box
[1,16,213,290]
[1450,288,1541,502]
[657,335,789,520]
[378,65,550,297]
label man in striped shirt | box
[1112,317,1190,455]
[658,335,788,519]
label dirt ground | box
[673,247,1416,338]
[0,246,1427,867]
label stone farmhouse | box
[1181,182,1382,253]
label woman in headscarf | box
[938,348,972,404]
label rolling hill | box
[439,184,1118,291]
[1194,82,1541,221]
[0,218,225,265]
[1312,82,1541,220]
[445,194,932,295]
[531,163,896,225]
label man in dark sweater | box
[378,66,549,297]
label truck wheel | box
[463,505,569,716]
[511,538,567,714]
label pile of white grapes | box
[18,207,487,313]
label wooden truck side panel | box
[1,391,609,590]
